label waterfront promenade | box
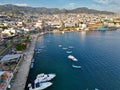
[11,34,38,90]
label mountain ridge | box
[0,4,114,15]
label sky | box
[0,0,120,12]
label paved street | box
[11,34,38,90]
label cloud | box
[92,0,120,13]
[63,3,76,9]
[94,0,110,4]
[14,3,28,6]
[69,3,76,7]
[94,0,120,5]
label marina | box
[0,1,120,90]
[26,31,120,90]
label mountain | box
[0,4,114,15]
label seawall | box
[11,34,38,90]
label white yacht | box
[68,55,78,61]
[28,82,52,90]
[36,73,56,82]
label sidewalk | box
[11,34,38,90]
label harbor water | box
[25,30,120,90]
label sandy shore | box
[11,34,38,90]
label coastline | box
[50,28,118,34]
[11,34,38,90]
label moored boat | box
[36,73,56,82]
[58,45,62,47]
[68,55,78,61]
[28,82,52,90]
[62,48,68,50]
[66,51,72,54]
[72,65,81,69]
[30,62,34,68]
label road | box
[0,45,13,60]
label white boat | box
[32,59,35,63]
[36,73,56,82]
[66,51,72,54]
[68,55,78,61]
[35,48,42,53]
[28,82,52,90]
[58,45,62,47]
[30,62,34,68]
[62,48,68,50]
[72,65,81,69]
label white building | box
[81,24,87,30]
[64,22,75,27]
[1,28,17,37]
[35,20,44,29]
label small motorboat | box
[30,62,34,69]
[32,59,35,63]
[72,65,81,69]
[66,51,72,54]
[35,48,42,53]
[58,45,62,47]
[68,55,78,61]
[28,82,52,90]
[36,73,56,82]
[62,48,68,50]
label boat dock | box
[11,34,38,90]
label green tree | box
[9,31,14,35]
[15,43,27,51]
[24,34,30,42]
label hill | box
[0,4,114,15]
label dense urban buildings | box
[0,4,120,90]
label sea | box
[25,30,120,90]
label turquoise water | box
[97,26,108,31]
[25,30,120,90]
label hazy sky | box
[0,0,120,12]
